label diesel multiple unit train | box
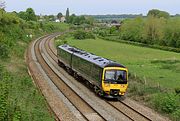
[57,44,128,98]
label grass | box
[66,38,180,89]
[0,40,54,121]
[47,22,70,32]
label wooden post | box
[144,76,146,85]
[157,82,160,88]
[134,73,136,79]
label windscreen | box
[105,70,127,84]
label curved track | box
[27,33,169,121]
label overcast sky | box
[4,0,180,15]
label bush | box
[73,30,86,39]
[55,39,68,47]
[85,31,96,39]
[128,82,160,97]
[172,109,180,121]
[152,93,179,114]
[73,30,95,40]
[175,87,180,95]
[0,34,9,59]
[0,72,22,121]
[0,83,8,121]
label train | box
[57,44,128,98]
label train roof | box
[58,44,126,68]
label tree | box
[26,8,37,21]
[142,16,165,44]
[85,16,94,25]
[120,17,144,42]
[147,9,170,19]
[164,18,180,47]
[73,16,81,25]
[18,11,27,20]
[57,12,63,19]
[48,15,55,21]
[65,8,69,23]
[109,26,117,34]
[18,8,37,21]
[0,0,5,9]
[79,16,85,24]
[68,14,76,23]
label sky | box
[4,0,180,15]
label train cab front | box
[102,67,128,98]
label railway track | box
[33,34,106,120]
[27,33,168,121]
[107,101,151,121]
[40,35,107,121]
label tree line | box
[0,8,67,58]
[96,9,180,49]
[65,8,94,25]
[120,17,180,48]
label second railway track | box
[27,33,168,121]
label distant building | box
[111,20,118,24]
[55,19,60,22]
[107,20,121,28]
[60,16,66,22]
[38,14,45,22]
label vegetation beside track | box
[55,31,180,120]
[0,8,69,120]
[94,16,180,51]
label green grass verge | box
[0,23,69,121]
[0,41,54,121]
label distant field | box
[67,38,180,89]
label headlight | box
[104,84,110,87]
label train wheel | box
[94,86,103,96]
[89,83,94,89]
[85,81,90,87]
[98,90,104,97]
[94,86,99,94]
[66,67,71,74]
[73,72,78,79]
[58,60,61,66]
[69,69,73,76]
